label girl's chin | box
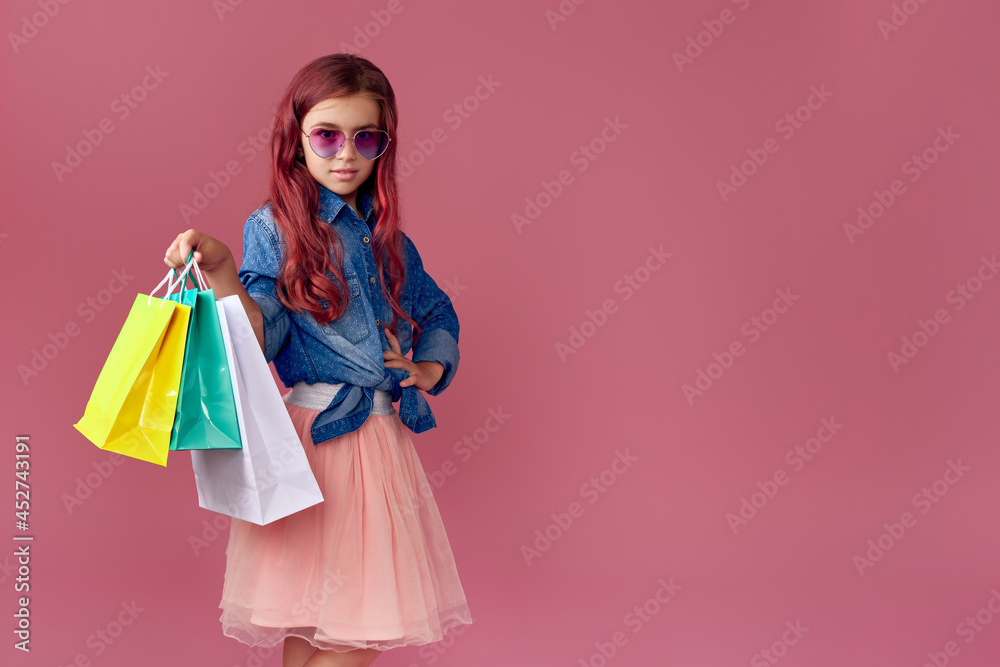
[325,180,356,193]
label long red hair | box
[264,53,420,345]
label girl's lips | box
[332,170,357,181]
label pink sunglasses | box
[301,127,391,161]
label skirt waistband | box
[284,381,396,415]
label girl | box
[163,53,472,667]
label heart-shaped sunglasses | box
[301,127,391,161]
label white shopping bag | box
[190,295,324,525]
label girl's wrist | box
[417,361,445,385]
[201,255,240,294]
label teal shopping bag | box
[166,257,241,450]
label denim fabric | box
[238,185,460,445]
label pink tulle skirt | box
[218,398,473,652]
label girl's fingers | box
[164,241,184,268]
[384,328,402,354]
[165,230,210,270]
[179,236,195,264]
[165,234,187,267]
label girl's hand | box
[383,328,444,392]
[164,229,234,274]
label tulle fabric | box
[218,399,473,652]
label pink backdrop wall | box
[3,0,1000,665]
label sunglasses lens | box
[354,131,389,160]
[309,129,345,158]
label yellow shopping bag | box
[74,274,191,466]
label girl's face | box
[299,94,382,214]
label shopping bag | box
[190,295,324,525]
[166,258,241,450]
[74,269,191,466]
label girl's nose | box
[336,137,359,160]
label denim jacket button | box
[363,236,370,243]
[370,276,376,284]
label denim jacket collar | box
[317,185,375,229]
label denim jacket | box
[238,184,460,445]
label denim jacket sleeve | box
[238,210,292,364]
[403,233,461,397]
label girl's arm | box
[164,229,265,356]
[402,234,460,396]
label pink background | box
[3,0,1000,665]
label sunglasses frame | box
[300,127,392,161]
